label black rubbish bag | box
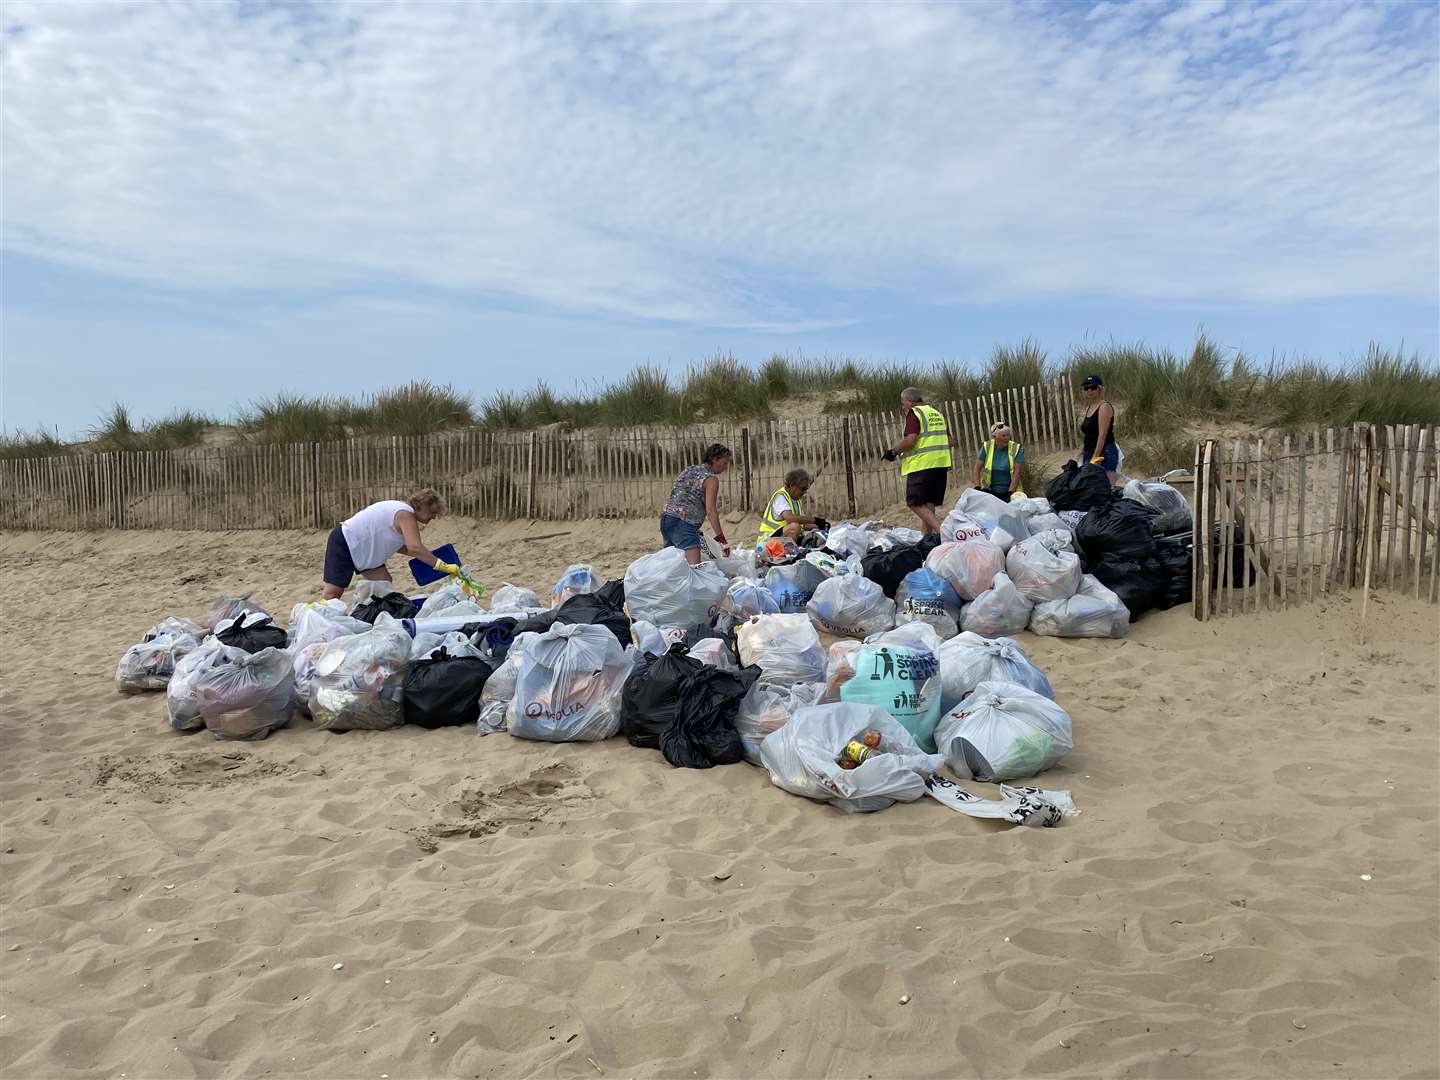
[658,664,761,769]
[352,592,419,624]
[862,534,941,598]
[1075,498,1158,562]
[215,613,289,654]
[1210,524,1257,590]
[596,579,626,609]
[512,611,561,637]
[1089,553,1167,621]
[1154,534,1193,610]
[621,645,703,749]
[1045,462,1116,512]
[553,593,632,647]
[402,649,494,729]
[458,618,520,662]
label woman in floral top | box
[661,443,733,564]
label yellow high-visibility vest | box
[980,439,1021,490]
[900,404,952,475]
[757,487,804,543]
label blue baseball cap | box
[1081,374,1104,388]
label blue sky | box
[2,0,1437,438]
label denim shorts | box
[660,513,703,551]
[1092,443,1120,471]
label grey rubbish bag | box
[1028,574,1129,638]
[806,575,896,638]
[933,680,1073,781]
[510,623,629,742]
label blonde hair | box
[408,488,445,514]
[989,421,1012,439]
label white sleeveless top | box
[340,500,413,571]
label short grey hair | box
[900,386,924,404]
[784,467,812,488]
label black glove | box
[814,517,831,533]
[881,449,898,462]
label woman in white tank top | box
[321,488,456,600]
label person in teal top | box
[972,422,1024,503]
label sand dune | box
[1,521,1436,1079]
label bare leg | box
[360,567,395,583]
[683,547,702,566]
[911,503,942,534]
[322,582,345,601]
[1106,471,1119,485]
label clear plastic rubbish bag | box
[807,575,896,639]
[927,538,1006,602]
[287,601,370,654]
[933,680,1073,781]
[893,568,962,640]
[955,489,1030,550]
[1122,479,1193,536]
[959,572,1034,638]
[940,510,988,544]
[630,619,668,658]
[489,583,541,614]
[835,639,945,751]
[477,631,538,734]
[735,614,827,686]
[1010,496,1052,521]
[624,547,729,627]
[168,641,292,740]
[420,631,484,660]
[765,559,827,614]
[824,522,874,559]
[552,564,602,605]
[1005,535,1082,603]
[1029,574,1130,638]
[1025,512,1066,535]
[116,617,204,691]
[687,637,737,670]
[510,623,629,742]
[168,642,227,730]
[734,681,826,765]
[937,631,1054,711]
[201,593,264,632]
[759,703,946,813]
[419,580,471,617]
[307,624,412,731]
[870,526,923,551]
[721,578,781,619]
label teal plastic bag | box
[838,643,943,752]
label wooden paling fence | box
[0,378,1079,531]
[1192,423,1439,620]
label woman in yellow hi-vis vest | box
[881,387,953,537]
[755,468,830,547]
[971,422,1024,503]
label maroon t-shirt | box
[903,409,920,438]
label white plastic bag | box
[418,580,470,617]
[937,632,1054,711]
[1058,510,1088,531]
[307,624,412,731]
[421,631,484,660]
[116,617,204,691]
[806,575,896,638]
[1123,479,1192,535]
[960,572,1034,637]
[1025,512,1066,535]
[940,509,988,544]
[1029,574,1130,638]
[167,641,226,730]
[825,523,874,559]
[721,579,781,619]
[934,680,1073,781]
[759,703,946,813]
[687,637,737,670]
[201,593,263,631]
[736,614,827,686]
[489,583,541,613]
[510,623,629,742]
[630,619,667,657]
[287,601,370,654]
[476,632,537,734]
[1010,496,1052,521]
[553,564,602,605]
[167,641,292,740]
[624,547,729,627]
[1006,535,1082,603]
[894,568,961,640]
[735,681,826,765]
[927,539,1005,602]
[1027,528,1076,555]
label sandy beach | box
[1,519,1436,1079]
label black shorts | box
[905,467,949,508]
[323,526,358,588]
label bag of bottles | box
[959,572,1034,638]
[835,639,944,752]
[734,680,826,765]
[307,624,413,731]
[721,578,782,619]
[510,623,629,742]
[116,617,204,691]
[927,539,1005,602]
[552,564,603,605]
[759,703,945,813]
[1123,479,1192,536]
[735,614,827,686]
[624,547,729,627]
[933,680,1073,781]
[1005,535,1082,603]
[936,632,1053,711]
[1029,574,1130,638]
[893,568,962,640]
[806,575,896,639]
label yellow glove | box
[434,559,460,576]
[1089,456,1104,465]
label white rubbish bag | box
[167,641,228,731]
[1027,528,1076,555]
[687,637,737,670]
[927,539,1006,602]
[476,632,538,734]
[735,614,827,686]
[759,703,946,813]
[1005,535,1082,603]
[116,617,204,691]
[959,572,1034,638]
[735,681,826,765]
[1123,479,1192,535]
[1025,512,1066,535]
[825,522,874,559]
[630,619,668,658]
[955,489,1030,550]
[624,547,729,627]
[510,623,629,742]
[168,641,292,740]
[490,583,541,614]
[721,579,781,619]
[287,601,371,654]
[1029,574,1130,638]
[307,624,413,731]
[806,575,896,639]
[940,509,988,544]
[1009,496,1052,521]
[553,564,603,605]
[893,568,961,640]
[933,680,1073,781]
[937,631,1054,710]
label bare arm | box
[894,432,920,455]
[1091,404,1114,462]
[972,458,983,488]
[395,510,437,565]
[703,476,723,536]
[1010,450,1023,493]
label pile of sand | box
[1,520,1436,1078]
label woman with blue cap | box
[1078,374,1119,482]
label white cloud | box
[1,0,1435,327]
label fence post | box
[311,442,322,528]
[1360,424,1382,642]
[841,417,857,518]
[741,427,753,511]
[526,431,538,518]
